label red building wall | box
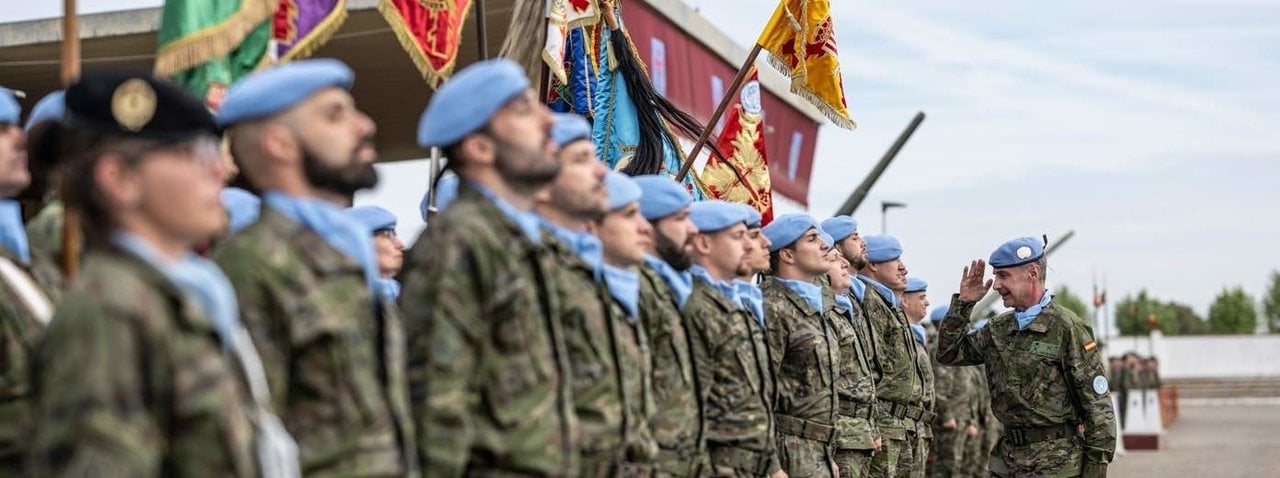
[621,1,820,206]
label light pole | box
[881,201,906,234]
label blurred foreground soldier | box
[399,59,578,476]
[925,306,978,478]
[633,175,707,476]
[901,277,935,478]
[761,215,840,477]
[344,205,404,301]
[214,59,416,476]
[535,113,646,475]
[21,90,69,262]
[859,235,929,477]
[31,72,298,477]
[685,200,780,477]
[585,171,661,473]
[937,237,1116,477]
[0,86,58,476]
[820,216,880,477]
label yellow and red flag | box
[702,69,774,224]
[756,0,855,129]
[379,0,473,88]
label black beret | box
[63,71,217,142]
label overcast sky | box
[8,1,1279,325]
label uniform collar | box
[733,279,765,326]
[602,264,640,319]
[644,254,692,310]
[858,274,899,308]
[848,275,866,302]
[688,264,740,306]
[467,181,543,244]
[774,277,823,315]
[1014,290,1053,330]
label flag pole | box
[475,0,489,60]
[61,0,81,279]
[676,44,761,182]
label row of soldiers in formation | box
[0,56,1115,477]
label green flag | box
[155,0,275,109]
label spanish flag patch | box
[1084,341,1097,352]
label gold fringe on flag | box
[155,0,277,77]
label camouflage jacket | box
[24,200,62,263]
[398,185,578,477]
[544,234,656,469]
[0,245,57,474]
[929,325,976,428]
[216,208,416,477]
[637,263,704,472]
[912,335,936,439]
[684,276,779,475]
[31,250,259,477]
[825,287,878,451]
[937,295,1117,466]
[760,279,839,435]
[856,276,927,438]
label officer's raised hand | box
[958,259,992,302]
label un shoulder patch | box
[1092,375,1109,395]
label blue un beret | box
[218,59,354,127]
[419,174,460,221]
[864,235,903,263]
[605,171,642,211]
[904,276,928,293]
[220,187,260,234]
[930,306,949,324]
[418,59,530,148]
[345,205,398,233]
[690,200,750,233]
[551,113,592,148]
[634,175,692,221]
[989,236,1046,269]
[820,215,858,243]
[763,214,818,252]
[0,87,17,124]
[736,203,763,228]
[24,90,64,132]
[819,230,834,248]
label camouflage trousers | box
[906,432,929,478]
[961,423,1000,476]
[987,436,1083,477]
[868,435,910,477]
[833,449,873,478]
[776,434,835,478]
[927,426,966,477]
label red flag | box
[378,0,473,88]
[701,69,774,224]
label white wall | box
[1108,334,1280,379]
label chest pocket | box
[485,263,557,428]
[1012,341,1070,408]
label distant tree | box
[1264,271,1280,333]
[1054,286,1092,322]
[1166,302,1210,335]
[1208,287,1258,335]
[1115,291,1158,336]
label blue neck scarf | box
[644,254,693,310]
[688,264,739,305]
[848,275,866,302]
[376,278,400,302]
[859,275,899,308]
[542,219,604,278]
[775,277,824,314]
[1015,290,1053,330]
[0,200,31,265]
[469,182,543,244]
[835,293,855,317]
[909,323,927,347]
[264,192,378,296]
[972,318,990,333]
[112,232,240,348]
[602,264,640,319]
[733,279,765,326]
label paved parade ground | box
[1111,403,1280,477]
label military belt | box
[838,400,874,420]
[1003,423,1077,447]
[709,446,773,476]
[774,414,837,443]
[877,399,935,423]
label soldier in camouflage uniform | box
[858,235,930,477]
[901,278,936,478]
[537,115,654,475]
[20,90,70,264]
[31,72,297,477]
[0,85,59,477]
[937,237,1116,477]
[399,59,579,476]
[820,216,879,478]
[215,60,416,476]
[761,216,841,477]
[634,175,708,476]
[685,201,781,477]
[962,365,999,478]
[924,306,978,478]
